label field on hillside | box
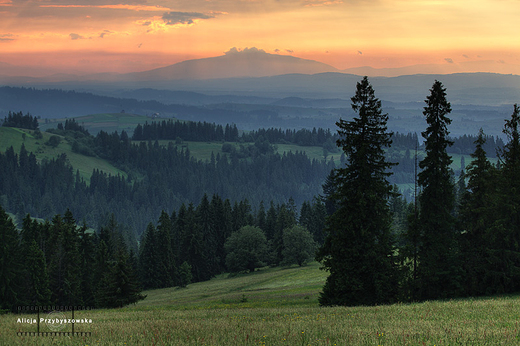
[0,127,127,182]
[3,262,520,345]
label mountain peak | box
[125,48,339,81]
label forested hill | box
[0,124,334,238]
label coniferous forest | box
[1,76,519,311]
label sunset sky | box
[0,0,519,75]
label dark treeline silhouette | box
[2,111,39,130]
[0,206,145,312]
[132,119,340,147]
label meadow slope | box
[3,263,520,345]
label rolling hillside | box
[0,126,127,182]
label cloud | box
[0,33,15,41]
[358,50,362,55]
[444,58,454,64]
[224,47,266,55]
[304,0,343,7]
[274,49,280,53]
[39,3,170,12]
[162,11,214,25]
[286,49,293,53]
[462,54,469,59]
[138,43,142,48]
[99,30,113,38]
[37,0,148,6]
[69,33,85,40]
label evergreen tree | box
[139,223,160,289]
[321,170,338,216]
[22,240,52,306]
[490,104,520,293]
[156,210,176,288]
[272,204,296,265]
[78,223,97,307]
[416,80,462,300]
[197,194,220,279]
[47,212,83,305]
[0,205,23,311]
[459,128,498,295]
[264,202,277,241]
[180,204,208,282]
[93,239,112,306]
[311,197,327,245]
[178,261,193,288]
[210,195,232,272]
[99,248,146,308]
[316,76,399,306]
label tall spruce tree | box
[416,80,462,300]
[22,240,52,306]
[139,223,160,289]
[156,210,176,288]
[0,205,23,311]
[460,128,498,295]
[98,248,146,308]
[316,76,399,306]
[491,104,520,293]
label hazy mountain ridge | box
[122,47,340,81]
[1,49,518,107]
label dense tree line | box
[2,111,39,130]
[317,76,520,306]
[132,120,238,142]
[450,133,504,157]
[0,207,144,312]
[138,194,326,289]
[132,119,340,148]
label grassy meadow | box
[3,262,520,345]
[0,126,127,182]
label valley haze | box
[0,48,519,138]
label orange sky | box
[0,0,519,75]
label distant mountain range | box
[0,48,519,109]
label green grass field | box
[0,127,127,182]
[3,262,520,345]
